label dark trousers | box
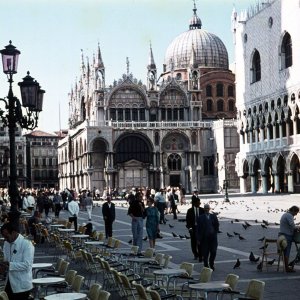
[157,202,166,223]
[69,216,78,231]
[54,204,61,217]
[170,203,177,220]
[104,220,113,238]
[201,235,218,268]
[190,228,202,258]
[5,279,31,300]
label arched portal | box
[252,157,261,192]
[290,153,300,192]
[277,155,286,193]
[90,138,108,192]
[114,134,153,190]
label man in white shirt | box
[68,197,80,232]
[0,222,34,299]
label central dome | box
[164,6,229,72]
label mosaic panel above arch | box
[161,132,190,152]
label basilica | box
[57,4,239,194]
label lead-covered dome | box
[164,5,229,71]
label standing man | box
[68,196,80,232]
[128,190,145,254]
[53,190,62,218]
[0,222,34,299]
[102,196,116,238]
[279,205,299,272]
[85,191,94,221]
[197,203,219,271]
[154,189,166,224]
[186,190,204,261]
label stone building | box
[58,4,239,194]
[234,0,300,193]
[0,123,26,188]
[24,130,60,188]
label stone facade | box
[24,130,60,188]
[58,4,240,194]
[234,0,300,193]
[0,123,26,188]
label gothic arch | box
[114,132,153,164]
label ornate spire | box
[126,57,130,76]
[148,42,156,70]
[189,0,202,30]
[190,43,198,68]
[95,42,104,69]
[81,49,86,75]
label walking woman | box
[144,197,160,249]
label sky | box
[0,0,257,133]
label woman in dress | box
[144,197,160,249]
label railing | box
[87,120,213,129]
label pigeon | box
[245,221,251,227]
[257,261,263,270]
[239,235,246,240]
[233,231,240,236]
[235,219,240,222]
[275,222,280,226]
[242,224,248,230]
[231,220,234,224]
[233,258,241,269]
[185,235,190,239]
[267,258,276,265]
[258,236,265,242]
[179,235,185,239]
[227,232,234,238]
[169,224,174,228]
[143,236,148,241]
[249,252,259,263]
[172,232,178,238]
[255,219,259,223]
[259,244,268,250]
[261,224,268,229]
[262,220,269,226]
[128,239,132,244]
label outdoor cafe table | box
[188,281,230,300]
[58,228,74,237]
[127,257,156,273]
[153,268,187,292]
[50,224,65,231]
[32,263,53,278]
[44,292,87,300]
[71,234,90,246]
[32,277,65,299]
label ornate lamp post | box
[0,41,45,221]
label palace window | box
[281,32,292,69]
[206,84,212,97]
[216,83,223,97]
[251,50,261,83]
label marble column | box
[250,174,257,194]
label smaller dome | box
[189,4,202,29]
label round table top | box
[44,292,87,300]
[72,234,89,238]
[32,277,65,285]
[32,263,53,269]
[153,268,187,276]
[84,241,104,245]
[127,257,156,263]
[189,281,230,291]
[58,228,75,232]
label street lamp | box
[223,155,230,202]
[0,41,45,223]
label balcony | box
[87,120,213,129]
